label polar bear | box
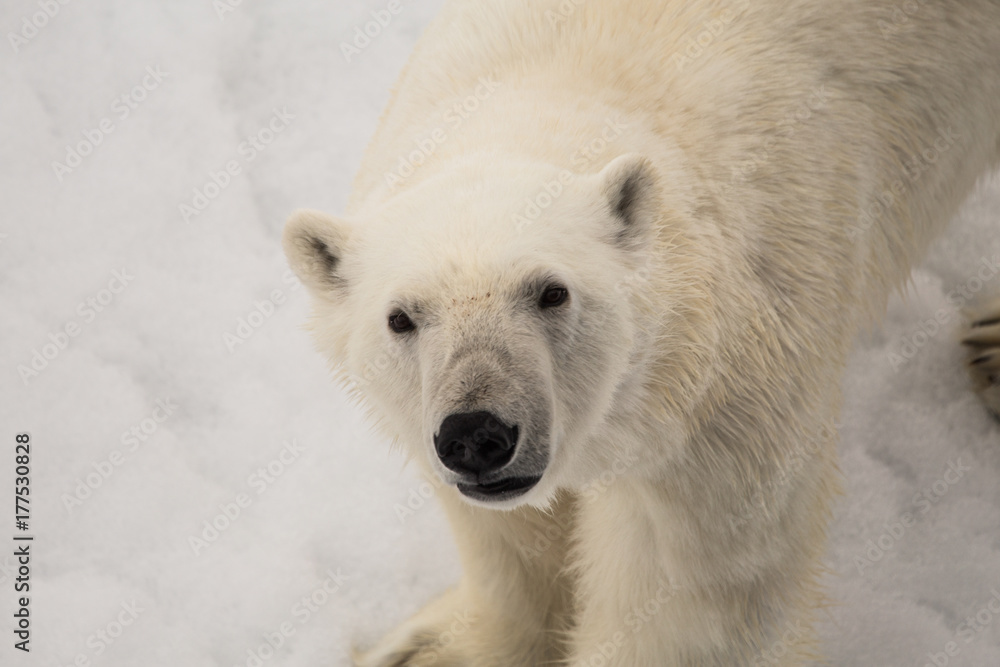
[283,1,1000,664]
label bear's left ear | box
[282,208,352,300]
[597,154,661,251]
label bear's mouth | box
[456,475,541,502]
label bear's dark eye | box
[388,311,415,333]
[539,285,569,309]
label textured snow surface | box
[1,2,998,665]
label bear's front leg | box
[355,485,575,667]
[567,476,827,667]
[963,295,1000,417]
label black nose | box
[434,411,519,476]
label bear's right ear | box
[282,208,351,298]
[597,154,661,252]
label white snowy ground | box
[1,2,998,666]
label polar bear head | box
[284,154,698,509]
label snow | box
[1,1,997,665]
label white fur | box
[284,1,1000,664]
